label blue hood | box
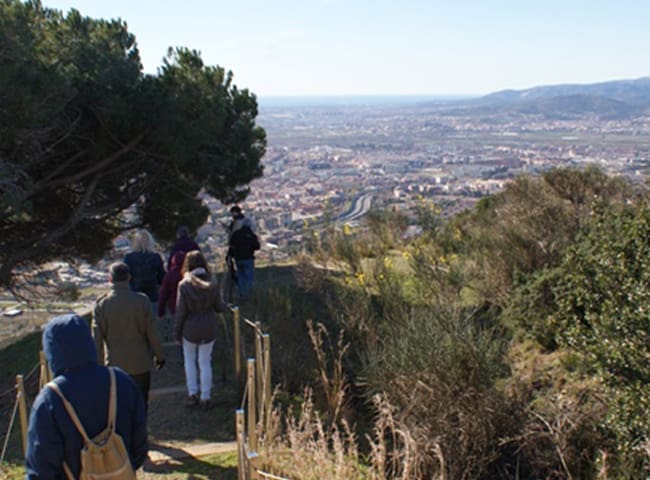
[43,314,97,376]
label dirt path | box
[146,341,239,456]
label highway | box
[336,192,374,224]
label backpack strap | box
[47,381,93,445]
[47,378,94,480]
[46,368,117,442]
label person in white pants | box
[182,339,215,403]
[174,251,228,410]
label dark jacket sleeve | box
[25,392,66,480]
[123,253,135,291]
[155,254,165,285]
[166,249,176,271]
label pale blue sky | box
[42,0,650,97]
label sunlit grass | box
[1,452,239,480]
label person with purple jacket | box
[158,251,186,340]
[159,251,186,318]
[167,225,200,269]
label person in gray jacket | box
[175,251,227,409]
[93,262,165,411]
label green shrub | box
[554,203,650,475]
[502,268,563,350]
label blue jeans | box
[235,258,255,300]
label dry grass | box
[261,390,362,480]
[260,390,440,480]
[306,321,349,424]
[258,319,432,480]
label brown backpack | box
[47,367,137,480]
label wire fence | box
[0,385,16,400]
[0,359,42,465]
[0,393,20,464]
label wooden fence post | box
[236,409,246,480]
[247,452,260,480]
[254,323,263,417]
[247,358,257,453]
[263,334,272,436]
[233,307,241,387]
[16,375,28,457]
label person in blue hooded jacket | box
[25,314,148,479]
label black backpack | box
[246,227,261,251]
[230,226,260,259]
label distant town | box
[199,97,649,262]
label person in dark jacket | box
[175,251,227,410]
[25,314,147,479]
[227,206,260,301]
[167,225,200,269]
[124,229,165,311]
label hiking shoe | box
[185,394,199,407]
[200,398,215,411]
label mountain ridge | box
[440,76,650,119]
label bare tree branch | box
[0,175,100,284]
[25,132,146,200]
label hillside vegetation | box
[255,166,649,479]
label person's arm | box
[213,283,228,313]
[174,284,188,342]
[227,234,237,259]
[92,303,106,365]
[25,393,67,479]
[143,299,165,364]
[166,248,175,271]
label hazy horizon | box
[258,93,477,108]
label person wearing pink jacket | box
[158,251,186,340]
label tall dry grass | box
[261,390,361,480]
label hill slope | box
[442,77,650,119]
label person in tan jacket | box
[93,262,165,411]
[175,251,227,410]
